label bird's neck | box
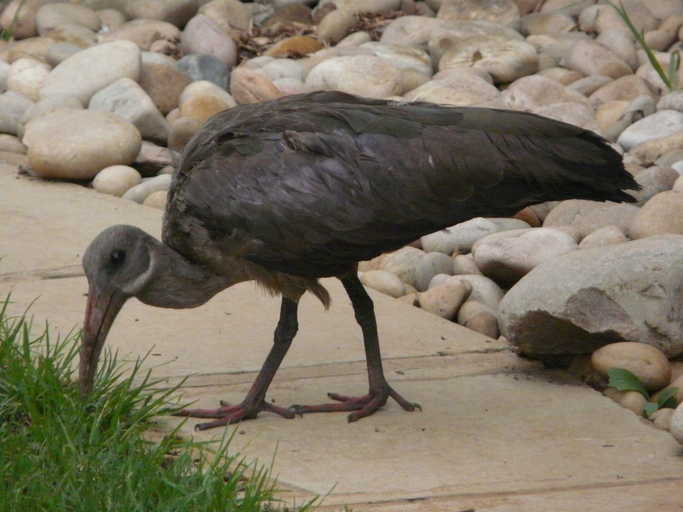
[136,242,239,310]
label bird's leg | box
[291,274,421,422]
[176,296,301,430]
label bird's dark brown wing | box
[164,92,637,278]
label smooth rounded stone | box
[594,1,657,35]
[89,77,169,143]
[526,32,590,63]
[499,235,683,361]
[635,58,683,95]
[96,19,181,50]
[563,38,632,80]
[23,109,141,180]
[361,42,432,77]
[199,0,252,33]
[0,58,9,91]
[651,408,674,431]
[465,311,499,338]
[379,246,426,287]
[168,117,203,151]
[97,9,127,30]
[359,270,406,298]
[262,59,303,81]
[180,94,231,122]
[672,403,683,444]
[539,0,595,17]
[568,75,612,96]
[176,54,229,90]
[260,2,310,29]
[273,77,306,95]
[648,0,683,18]
[264,36,322,58]
[659,149,683,169]
[182,14,237,69]
[5,36,57,65]
[180,80,236,107]
[17,94,82,136]
[531,102,600,133]
[48,24,98,48]
[134,141,176,177]
[305,56,403,99]
[0,91,34,135]
[143,190,169,210]
[317,9,356,45]
[0,134,26,154]
[0,0,55,40]
[658,90,683,113]
[538,67,583,86]
[473,228,578,288]
[436,0,521,29]
[301,47,375,80]
[675,176,683,192]
[428,273,451,289]
[123,0,199,27]
[500,76,591,112]
[404,80,492,106]
[597,95,656,142]
[325,0,401,13]
[439,36,538,84]
[380,16,522,51]
[35,3,101,35]
[92,165,142,197]
[578,225,628,250]
[519,11,575,35]
[629,133,683,167]
[588,75,653,108]
[138,63,192,116]
[618,110,683,152]
[7,58,51,102]
[40,40,140,105]
[543,199,640,239]
[338,31,373,47]
[141,51,177,67]
[631,191,683,239]
[630,166,680,206]
[0,151,29,166]
[417,278,472,320]
[450,274,504,309]
[122,173,173,204]
[44,42,82,66]
[602,388,647,417]
[421,217,498,255]
[592,342,671,392]
[453,254,482,275]
[415,252,455,292]
[512,206,540,228]
[595,29,638,72]
[456,300,496,325]
[230,67,284,104]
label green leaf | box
[606,368,650,399]
[656,387,679,409]
[643,402,659,418]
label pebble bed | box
[2,0,683,442]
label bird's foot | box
[290,384,421,422]
[175,400,297,430]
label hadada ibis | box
[80,91,638,430]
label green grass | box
[0,296,314,511]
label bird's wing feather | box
[164,92,636,277]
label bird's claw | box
[288,385,421,422]
[174,400,297,430]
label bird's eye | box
[109,250,126,267]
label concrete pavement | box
[1,162,682,511]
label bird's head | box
[79,225,157,398]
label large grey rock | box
[543,199,640,238]
[472,228,578,288]
[0,91,34,135]
[176,54,230,91]
[89,77,169,143]
[40,40,141,105]
[499,235,683,362]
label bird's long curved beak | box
[79,283,128,398]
